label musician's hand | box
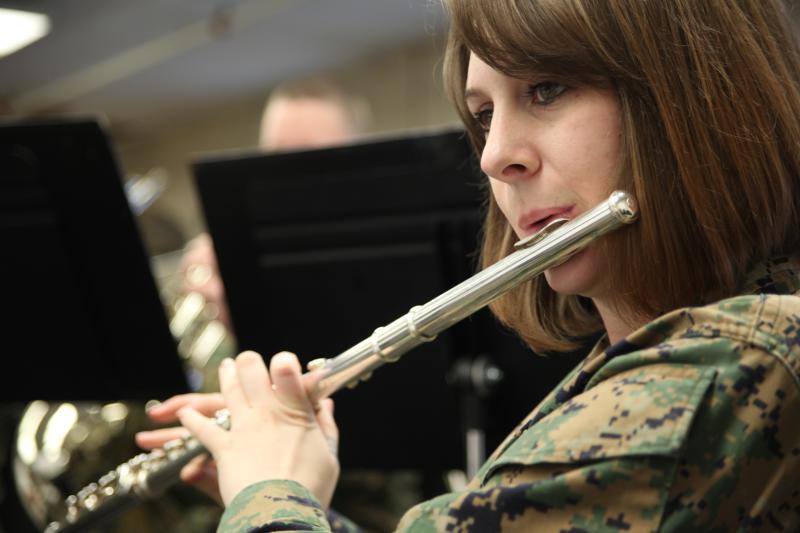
[142,392,225,425]
[177,351,340,508]
[180,454,222,505]
[136,392,226,504]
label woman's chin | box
[543,248,603,298]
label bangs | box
[443,0,624,154]
[447,0,616,83]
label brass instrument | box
[44,190,638,533]
[13,253,235,533]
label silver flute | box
[45,190,638,533]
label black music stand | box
[193,129,584,475]
[0,118,189,401]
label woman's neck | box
[592,298,649,345]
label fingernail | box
[221,358,234,368]
[145,399,162,413]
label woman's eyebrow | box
[464,88,486,101]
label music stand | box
[0,118,189,401]
[193,129,584,473]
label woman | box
[139,0,800,530]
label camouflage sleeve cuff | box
[218,479,331,532]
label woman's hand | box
[136,392,227,504]
[176,351,340,508]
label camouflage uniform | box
[218,256,800,532]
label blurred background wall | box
[0,0,460,256]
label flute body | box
[45,190,637,533]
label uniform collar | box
[740,254,800,296]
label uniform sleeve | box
[217,480,331,532]
[218,480,366,533]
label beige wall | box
[116,38,460,256]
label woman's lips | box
[519,206,575,235]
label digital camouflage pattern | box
[218,257,800,532]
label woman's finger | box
[146,393,224,423]
[181,453,208,482]
[135,427,189,449]
[181,454,222,505]
[177,407,226,455]
[235,351,273,407]
[269,352,315,416]
[315,398,339,457]
[218,357,249,415]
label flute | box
[45,190,638,533]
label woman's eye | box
[529,82,567,105]
[472,108,493,132]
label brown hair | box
[444,0,800,352]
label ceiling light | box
[0,8,50,59]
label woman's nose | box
[480,112,540,183]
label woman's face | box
[465,53,622,299]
